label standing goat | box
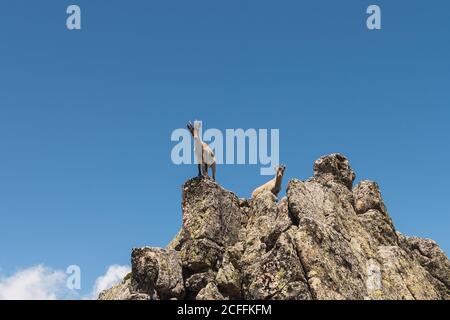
[187,121,217,180]
[251,165,286,199]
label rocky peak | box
[99,154,450,300]
[313,153,356,190]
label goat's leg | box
[211,162,216,181]
[201,164,207,177]
[197,164,202,177]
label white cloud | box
[0,265,70,300]
[89,265,130,299]
[0,264,130,300]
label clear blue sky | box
[0,1,449,297]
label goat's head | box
[187,120,202,137]
[187,121,195,136]
[275,164,286,178]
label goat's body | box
[251,165,285,199]
[187,121,218,180]
[193,135,216,180]
[194,138,215,166]
[252,177,280,198]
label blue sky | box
[0,1,449,298]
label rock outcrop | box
[99,153,450,300]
